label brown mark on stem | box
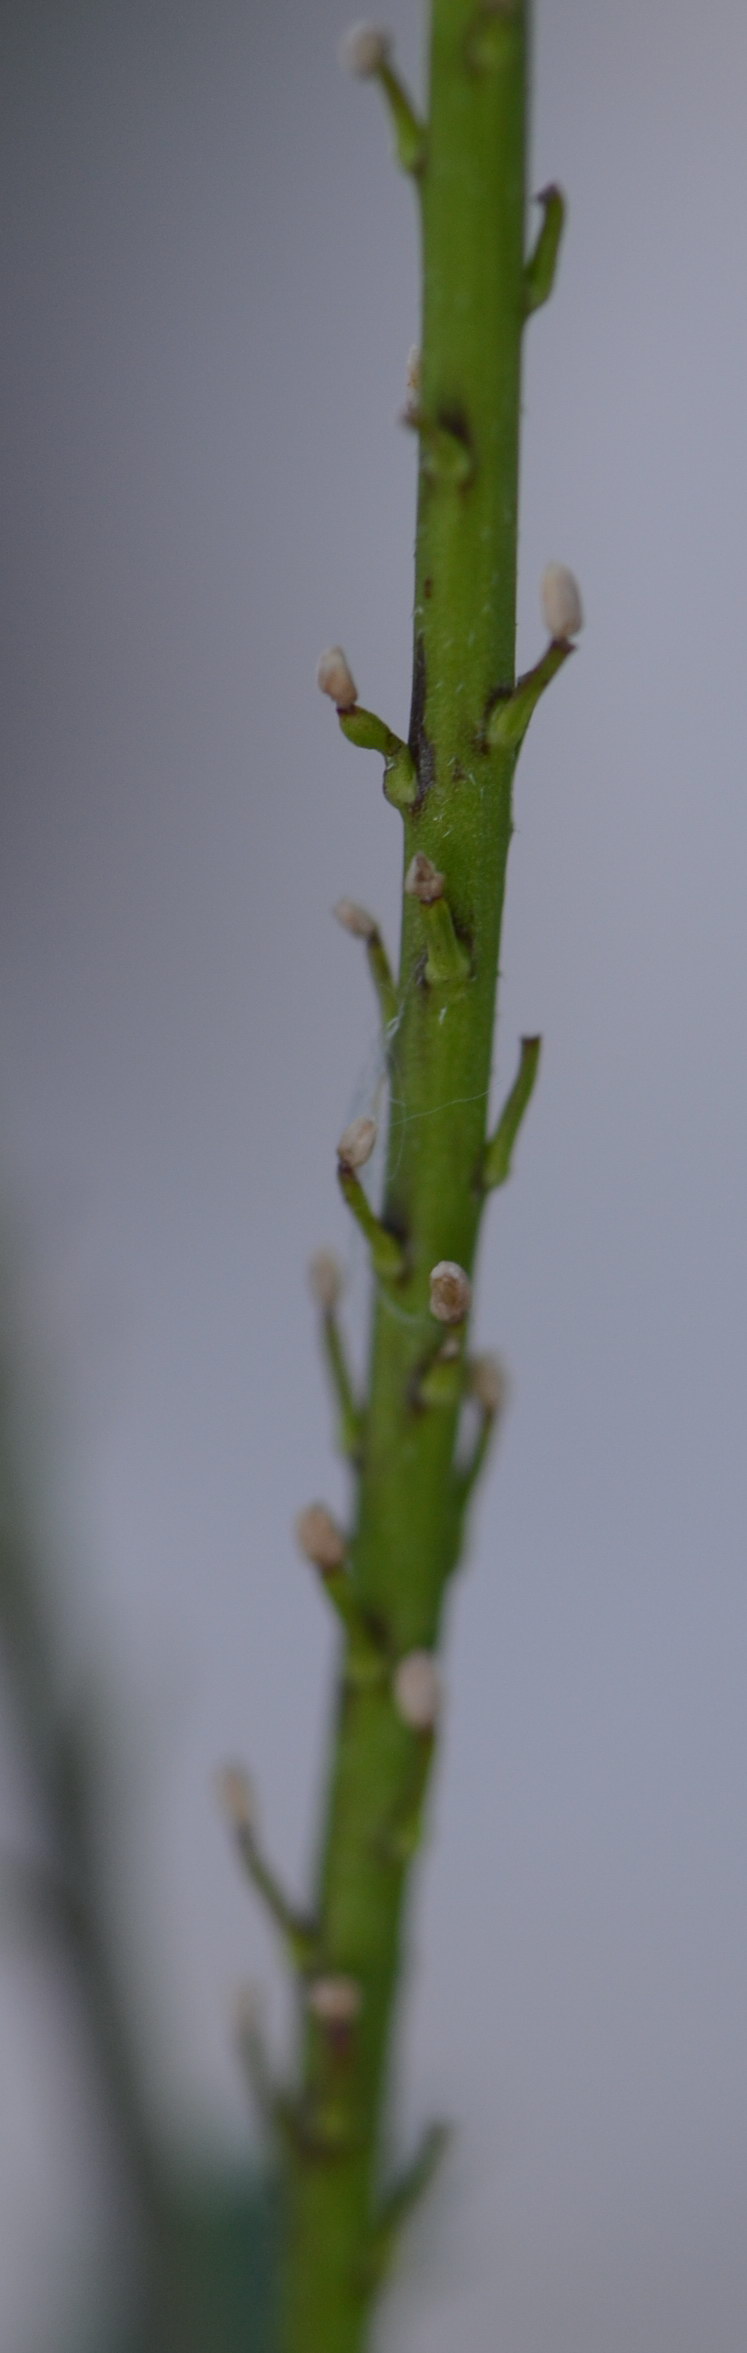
[408,635,435,802]
[438,402,472,454]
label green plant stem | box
[280,5,529,2348]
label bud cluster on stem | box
[230,9,583,2349]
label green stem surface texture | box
[282,4,529,2346]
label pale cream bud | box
[540,562,583,643]
[337,1115,377,1171]
[295,1502,346,1573]
[405,852,445,905]
[308,1250,343,1312]
[307,1973,363,2024]
[339,22,391,77]
[317,646,358,709]
[333,897,378,943]
[469,1352,509,1416]
[215,1762,255,1833]
[429,1260,472,1325]
[392,1649,442,1731]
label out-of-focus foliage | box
[112,2168,279,2353]
[0,1269,277,2353]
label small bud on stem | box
[540,563,583,644]
[340,22,426,176]
[392,1651,442,1731]
[317,646,358,710]
[405,853,445,905]
[295,1503,347,1574]
[216,1762,255,1833]
[334,900,398,1032]
[307,1973,363,2025]
[405,859,470,985]
[220,1764,318,1967]
[337,1115,377,1173]
[339,23,391,78]
[333,898,378,943]
[308,1252,363,1461]
[429,1261,472,1326]
[337,1127,406,1281]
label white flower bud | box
[333,897,378,943]
[307,1973,363,2024]
[469,1352,509,1416]
[405,852,445,905]
[308,1250,343,1312]
[317,646,358,709]
[339,23,391,78]
[215,1763,255,1833]
[392,1649,442,1731]
[429,1260,472,1325]
[337,1115,377,1172]
[295,1502,347,1573]
[540,562,583,643]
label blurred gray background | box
[2,0,747,2346]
